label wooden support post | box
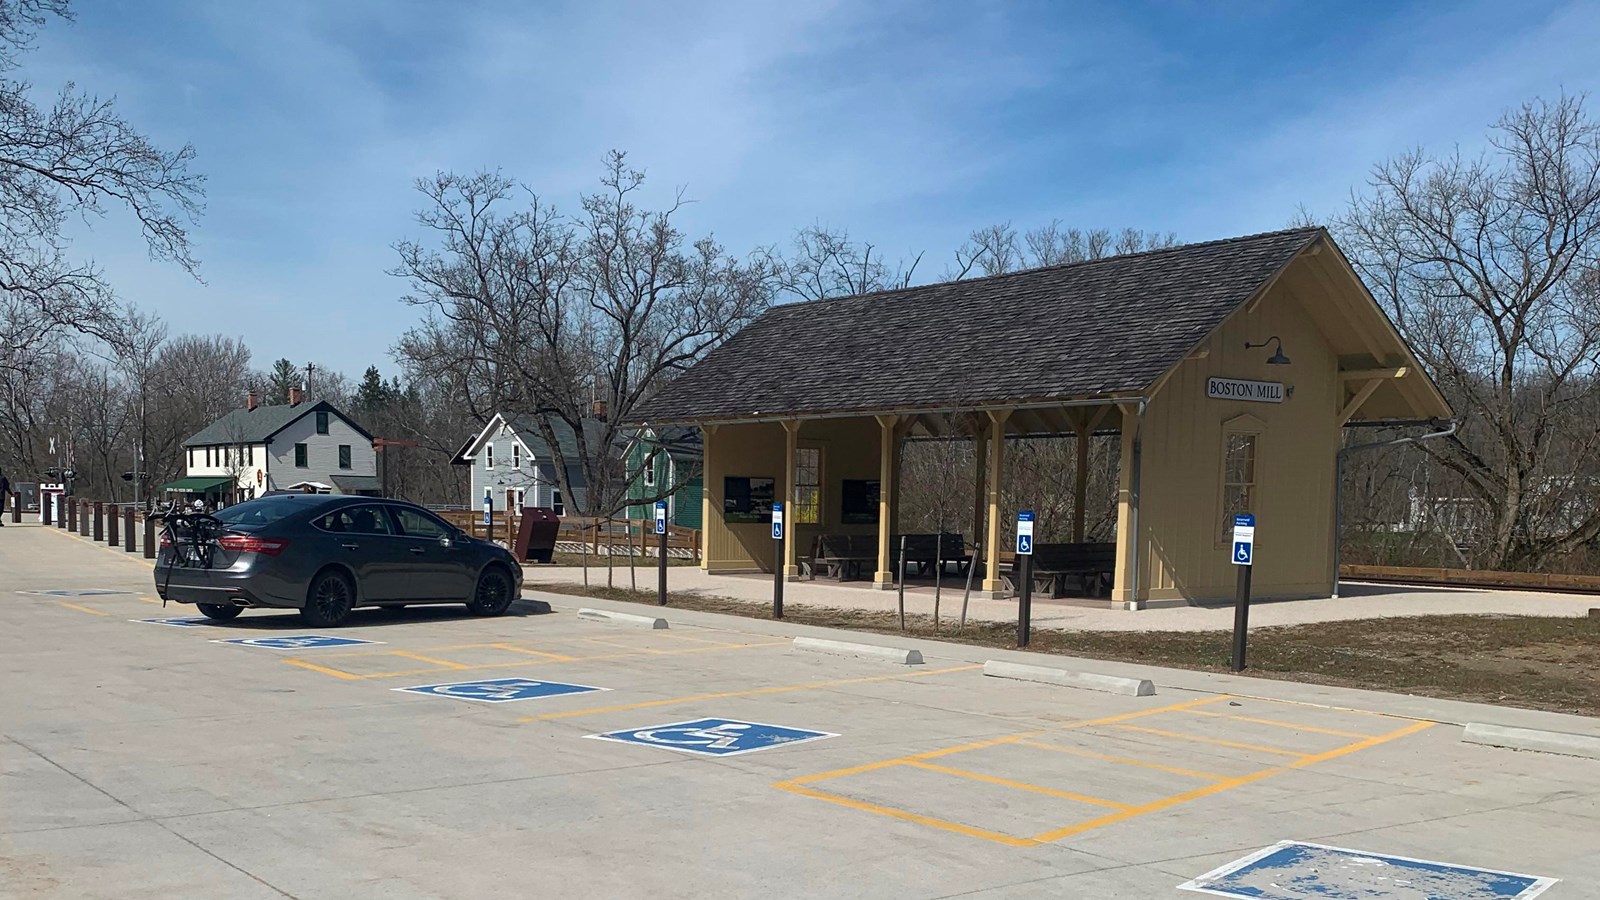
[873,415,898,588]
[782,420,801,579]
[124,508,136,551]
[981,409,1012,595]
[1112,402,1146,610]
[106,504,119,545]
[92,501,103,541]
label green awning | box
[159,476,235,493]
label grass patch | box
[526,580,1600,718]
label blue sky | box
[35,0,1600,377]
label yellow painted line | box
[388,650,472,670]
[279,658,366,681]
[1012,740,1228,782]
[1179,708,1381,740]
[487,643,578,661]
[523,664,983,723]
[583,636,667,653]
[1029,720,1434,843]
[54,600,110,616]
[773,782,1038,847]
[906,761,1131,810]
[783,696,1233,788]
[1110,725,1312,759]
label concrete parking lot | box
[3,524,1597,898]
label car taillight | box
[159,534,173,548]
[217,535,289,556]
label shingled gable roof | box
[183,400,373,448]
[633,227,1326,424]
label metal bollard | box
[106,505,119,545]
[78,501,89,536]
[92,501,104,542]
[42,496,53,526]
[124,508,136,551]
[143,515,156,560]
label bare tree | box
[393,152,774,521]
[1338,94,1600,570]
[946,221,1177,279]
[0,1,203,376]
[768,223,921,301]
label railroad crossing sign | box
[393,677,606,704]
[771,501,784,541]
[587,717,836,758]
[1231,514,1255,566]
[654,500,667,535]
[1016,510,1035,555]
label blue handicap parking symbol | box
[213,635,381,650]
[135,617,214,627]
[588,717,837,757]
[1180,841,1558,899]
[393,677,606,704]
[1017,534,1032,554]
[1232,541,1252,565]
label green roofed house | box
[166,388,378,505]
[623,427,703,528]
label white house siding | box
[266,413,376,491]
[466,436,588,514]
[185,443,269,498]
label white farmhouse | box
[164,389,379,504]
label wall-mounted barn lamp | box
[1244,336,1291,365]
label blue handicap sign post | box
[394,677,605,704]
[771,502,785,619]
[1016,510,1036,647]
[655,500,669,607]
[1230,513,1256,672]
[1180,840,1558,900]
[588,717,837,758]
[214,635,381,650]
[482,487,492,528]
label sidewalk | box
[525,564,1597,632]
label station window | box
[794,447,821,524]
[1219,431,1258,543]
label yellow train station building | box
[634,227,1451,608]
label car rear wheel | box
[467,567,515,617]
[197,603,242,622]
[301,570,355,627]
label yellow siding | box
[702,418,886,572]
[1132,277,1340,601]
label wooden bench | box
[892,533,971,575]
[1009,542,1117,597]
[805,534,879,581]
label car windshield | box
[209,496,309,528]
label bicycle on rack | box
[150,502,228,601]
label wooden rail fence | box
[1341,564,1600,594]
[435,510,701,562]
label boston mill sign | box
[1207,377,1284,403]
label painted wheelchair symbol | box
[588,717,837,757]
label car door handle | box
[342,543,360,551]
[408,547,425,555]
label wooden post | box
[124,509,136,551]
[873,415,898,588]
[143,515,156,559]
[106,504,119,545]
[92,501,103,541]
[9,492,18,523]
[981,409,1012,595]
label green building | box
[623,427,703,529]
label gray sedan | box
[154,494,523,627]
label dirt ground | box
[526,580,1600,718]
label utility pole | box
[305,362,315,400]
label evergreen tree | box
[268,359,299,405]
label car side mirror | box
[439,534,454,549]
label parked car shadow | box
[192,596,554,630]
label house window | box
[206,446,213,467]
[1220,432,1258,543]
[642,451,656,488]
[515,489,526,509]
[551,487,564,517]
[338,445,351,470]
[315,411,330,435]
[485,444,494,469]
[512,443,521,469]
[247,445,254,465]
[794,447,821,524]
[188,448,194,469]
[295,443,308,468]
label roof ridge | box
[769,225,1326,312]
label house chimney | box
[289,387,303,406]
[591,399,608,421]
[246,390,258,411]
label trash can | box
[514,507,560,563]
